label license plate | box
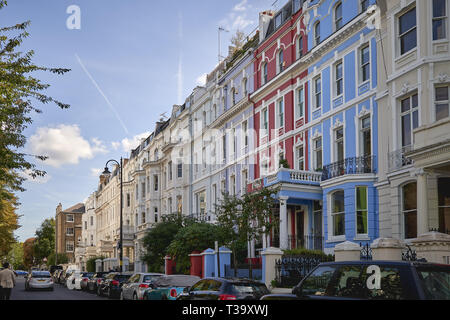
[38,279,45,282]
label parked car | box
[177,277,270,300]
[143,275,201,300]
[88,272,109,293]
[261,261,450,300]
[120,272,164,300]
[80,272,95,291]
[97,272,133,299]
[25,270,54,291]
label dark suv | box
[178,278,270,300]
[261,261,450,300]
[97,272,133,299]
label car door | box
[186,279,217,300]
[124,274,138,299]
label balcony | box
[264,168,322,187]
[321,155,376,181]
[114,226,135,241]
[388,146,413,172]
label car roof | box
[318,260,449,267]
[202,277,264,283]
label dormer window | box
[275,12,282,29]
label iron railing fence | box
[322,155,375,181]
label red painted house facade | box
[249,1,323,251]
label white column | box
[279,196,289,250]
[416,169,429,236]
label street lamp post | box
[102,158,124,273]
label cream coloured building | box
[376,0,450,241]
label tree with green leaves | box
[4,241,24,270]
[33,218,55,265]
[46,252,68,266]
[86,256,105,272]
[167,222,228,274]
[215,186,280,277]
[0,0,70,201]
[141,214,192,273]
[0,190,20,257]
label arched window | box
[402,182,417,239]
[334,2,343,31]
[242,78,248,96]
[314,21,321,46]
[262,62,268,85]
[297,36,303,59]
[278,50,284,74]
[331,190,345,236]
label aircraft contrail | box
[75,53,130,135]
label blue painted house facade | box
[249,0,381,255]
[304,0,379,253]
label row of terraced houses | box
[71,0,450,272]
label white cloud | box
[111,132,151,153]
[90,168,102,177]
[233,0,248,12]
[28,124,108,168]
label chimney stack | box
[259,11,274,43]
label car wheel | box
[133,293,137,300]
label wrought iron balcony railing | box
[321,155,376,181]
[388,146,414,172]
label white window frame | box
[295,143,305,171]
[398,6,417,56]
[296,85,305,119]
[334,2,343,32]
[334,60,344,98]
[314,21,321,46]
[334,126,345,163]
[314,76,322,109]
[360,115,372,157]
[355,186,369,236]
[399,93,419,148]
[432,0,448,41]
[277,98,285,129]
[261,107,269,136]
[66,214,74,223]
[313,136,323,170]
[435,85,450,122]
[66,227,74,236]
[330,190,346,237]
[359,44,371,84]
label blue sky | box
[1,0,278,241]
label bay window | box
[399,7,417,55]
[332,190,345,236]
[356,186,368,235]
[433,0,447,40]
[435,86,449,121]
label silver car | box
[120,272,164,300]
[25,271,54,291]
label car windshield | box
[115,275,131,282]
[32,272,51,278]
[143,275,162,283]
[231,283,270,295]
[416,266,450,300]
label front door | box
[296,209,304,248]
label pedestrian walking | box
[0,262,16,300]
